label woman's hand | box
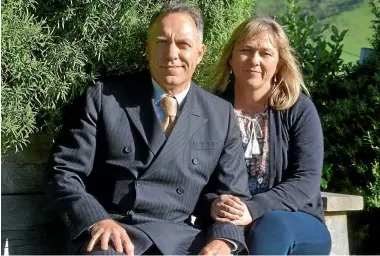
[211,195,253,226]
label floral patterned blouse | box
[235,109,270,195]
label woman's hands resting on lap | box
[211,195,253,225]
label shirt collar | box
[152,78,191,107]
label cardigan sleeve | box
[245,96,324,221]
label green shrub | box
[275,1,379,252]
[275,0,348,188]
[280,0,380,208]
[1,0,254,153]
[321,4,380,247]
[272,0,380,209]
[321,62,380,208]
[319,0,380,208]
[370,0,380,52]
[280,0,347,99]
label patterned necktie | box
[160,95,178,136]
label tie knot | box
[160,95,178,117]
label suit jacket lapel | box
[141,82,208,179]
[124,74,166,155]
[140,98,166,154]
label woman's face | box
[230,31,280,93]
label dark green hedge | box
[317,0,380,209]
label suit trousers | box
[245,211,331,255]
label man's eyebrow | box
[177,38,193,44]
[155,36,194,45]
[156,36,168,41]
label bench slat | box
[1,194,57,229]
[1,194,67,255]
[1,132,52,195]
[2,225,66,255]
[1,164,45,195]
[321,192,364,212]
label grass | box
[323,0,374,62]
[253,0,375,63]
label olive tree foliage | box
[2,0,89,152]
[1,0,254,153]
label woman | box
[211,17,331,255]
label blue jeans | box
[246,211,331,255]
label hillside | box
[253,0,374,62]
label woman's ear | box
[275,60,283,73]
[273,74,277,84]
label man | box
[45,2,251,255]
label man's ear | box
[196,44,206,65]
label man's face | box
[147,12,205,93]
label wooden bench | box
[1,133,66,255]
[1,133,364,255]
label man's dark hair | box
[148,1,204,42]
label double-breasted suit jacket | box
[45,70,251,255]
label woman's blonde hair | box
[213,17,309,110]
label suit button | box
[176,187,185,194]
[126,210,134,216]
[192,158,198,165]
[123,146,132,153]
[136,180,142,187]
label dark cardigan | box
[218,88,325,223]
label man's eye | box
[180,43,191,48]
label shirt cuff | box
[218,238,238,252]
[74,223,95,240]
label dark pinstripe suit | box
[45,70,251,255]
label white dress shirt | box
[152,78,190,122]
